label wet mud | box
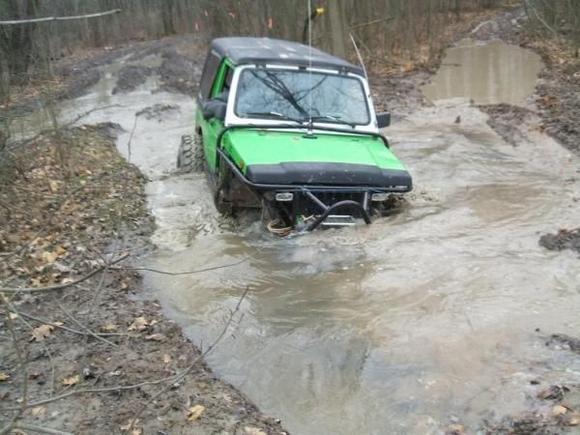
[113,65,153,94]
[540,228,580,254]
[4,11,580,433]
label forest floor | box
[1,5,579,435]
[0,125,286,434]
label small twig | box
[55,299,118,347]
[0,254,129,293]
[13,422,73,435]
[2,288,250,415]
[126,115,139,163]
[111,256,250,276]
[129,286,250,429]
[349,16,394,30]
[15,311,128,337]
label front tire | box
[213,163,233,215]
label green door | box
[200,59,234,172]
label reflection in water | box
[422,39,544,105]
[12,41,580,434]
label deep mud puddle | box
[12,40,580,434]
[422,38,544,106]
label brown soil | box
[0,127,286,434]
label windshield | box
[234,68,370,126]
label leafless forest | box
[1,0,579,100]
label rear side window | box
[199,51,221,100]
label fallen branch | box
[129,286,250,429]
[0,9,122,25]
[16,311,128,338]
[1,287,250,413]
[0,254,129,293]
[111,256,250,276]
[13,422,73,435]
[56,300,118,347]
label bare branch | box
[0,254,129,293]
[13,422,73,435]
[1,287,250,415]
[128,286,250,429]
[0,9,122,26]
[111,256,250,276]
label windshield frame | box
[225,64,378,133]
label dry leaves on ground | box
[62,375,80,386]
[31,324,54,341]
[244,427,267,435]
[187,404,205,422]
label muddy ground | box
[1,6,580,434]
[0,126,285,434]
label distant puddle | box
[422,39,544,105]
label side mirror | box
[201,99,227,121]
[376,112,391,128]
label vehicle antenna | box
[307,0,314,135]
[349,33,368,79]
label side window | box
[210,61,234,100]
[199,51,221,100]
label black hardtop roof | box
[211,37,364,76]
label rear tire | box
[177,133,204,173]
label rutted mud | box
[10,36,580,434]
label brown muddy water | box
[422,39,544,106]
[9,42,580,434]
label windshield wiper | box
[243,111,304,123]
[307,115,357,128]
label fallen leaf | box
[120,420,141,433]
[31,324,54,341]
[0,372,9,382]
[31,406,47,417]
[553,405,568,416]
[101,323,118,332]
[244,427,267,435]
[162,354,171,364]
[41,251,58,264]
[566,413,580,426]
[48,179,60,193]
[145,333,166,342]
[62,375,80,386]
[187,404,205,421]
[128,317,148,331]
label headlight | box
[371,193,389,202]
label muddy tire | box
[213,164,234,215]
[177,133,204,173]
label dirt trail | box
[2,8,580,434]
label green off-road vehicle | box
[177,37,412,232]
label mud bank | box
[0,127,286,434]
